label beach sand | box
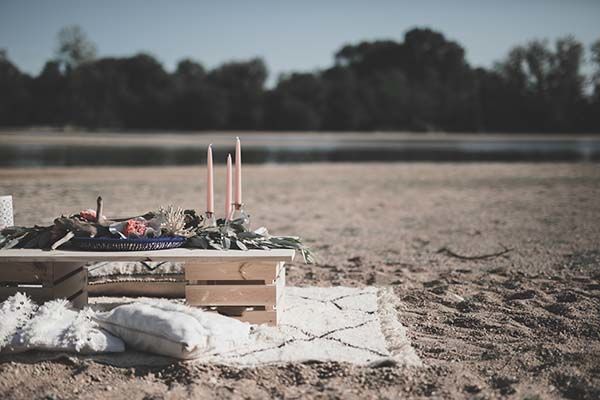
[0,163,599,399]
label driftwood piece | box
[96,196,107,225]
[51,231,75,250]
[53,217,99,238]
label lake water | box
[1,135,599,166]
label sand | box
[0,162,599,399]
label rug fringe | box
[376,287,423,367]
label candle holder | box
[231,203,250,228]
[0,195,14,230]
[204,211,217,228]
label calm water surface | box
[1,136,599,166]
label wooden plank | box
[206,306,259,316]
[185,261,278,282]
[88,281,185,298]
[0,249,295,263]
[68,290,88,309]
[238,310,277,325]
[52,269,87,299]
[0,262,50,283]
[186,284,276,306]
[0,286,53,302]
[52,262,86,282]
[276,264,285,304]
[188,307,277,326]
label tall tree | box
[208,58,267,129]
[495,37,585,131]
[589,39,600,130]
[171,59,227,129]
[55,25,97,71]
[0,51,31,125]
[265,73,325,130]
[30,61,66,125]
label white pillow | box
[5,297,125,354]
[94,300,251,359]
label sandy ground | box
[0,162,599,399]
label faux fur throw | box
[0,294,124,354]
[0,292,36,349]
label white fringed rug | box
[1,287,421,368]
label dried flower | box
[158,205,195,237]
[79,209,97,222]
[123,219,147,237]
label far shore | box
[1,129,600,149]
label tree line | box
[1,26,599,132]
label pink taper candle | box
[234,137,242,206]
[225,153,232,219]
[206,144,214,214]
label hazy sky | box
[1,0,599,84]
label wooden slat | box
[68,290,88,309]
[52,262,86,282]
[238,310,277,325]
[0,262,50,283]
[186,284,276,306]
[276,265,285,304]
[88,281,185,298]
[0,249,295,263]
[206,305,264,316]
[0,286,53,302]
[185,261,278,282]
[189,307,278,326]
[52,269,87,299]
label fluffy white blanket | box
[0,294,124,354]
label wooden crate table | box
[0,249,294,325]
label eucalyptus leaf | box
[234,239,248,251]
[222,236,231,250]
[186,236,209,249]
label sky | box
[1,0,600,85]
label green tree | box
[0,51,31,125]
[208,58,267,129]
[265,73,325,130]
[55,25,97,71]
[171,59,227,129]
[495,37,585,131]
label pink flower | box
[79,209,97,222]
[123,219,147,237]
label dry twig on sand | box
[437,244,512,260]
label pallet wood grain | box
[68,290,88,309]
[185,261,286,325]
[0,285,51,302]
[0,262,50,283]
[0,262,88,309]
[53,268,87,299]
[186,284,276,306]
[88,281,186,298]
[0,249,295,263]
[239,310,277,325]
[185,261,278,282]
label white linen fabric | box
[93,299,251,359]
